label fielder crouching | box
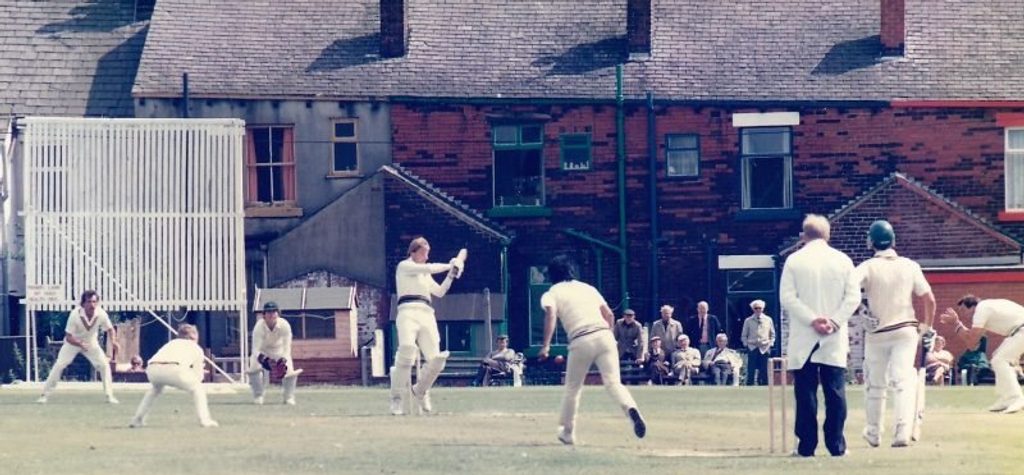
[130,324,218,428]
[248,301,302,405]
[389,237,465,415]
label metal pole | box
[615,64,630,311]
[484,287,493,354]
[646,92,659,319]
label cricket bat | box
[452,248,468,278]
[911,340,928,442]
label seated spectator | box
[925,336,954,384]
[671,334,702,385]
[702,333,743,386]
[472,335,520,386]
[129,355,145,372]
[959,336,991,386]
[614,309,644,364]
[646,336,672,385]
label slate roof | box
[379,164,513,244]
[0,0,148,129]
[133,0,1024,102]
[779,173,1023,264]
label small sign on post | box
[25,284,65,303]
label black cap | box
[263,301,279,312]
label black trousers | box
[746,350,769,386]
[793,359,847,456]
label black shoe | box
[628,407,646,439]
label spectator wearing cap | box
[741,299,776,386]
[646,336,671,385]
[651,305,684,354]
[671,334,702,385]
[614,309,645,363]
[472,335,520,386]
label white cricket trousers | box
[132,364,215,426]
[395,305,441,361]
[991,331,1024,402]
[42,342,113,397]
[863,326,918,433]
[559,331,638,431]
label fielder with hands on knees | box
[538,254,646,445]
[248,301,302,405]
[940,295,1024,414]
[37,290,120,404]
[389,237,466,415]
[130,324,218,428]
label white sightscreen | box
[22,118,247,312]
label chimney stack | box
[880,0,905,55]
[627,0,651,59]
[381,0,407,58]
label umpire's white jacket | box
[780,239,861,371]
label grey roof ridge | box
[779,171,1023,255]
[378,164,513,244]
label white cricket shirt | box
[539,280,610,339]
[64,307,113,343]
[972,299,1024,336]
[855,249,931,328]
[395,258,453,299]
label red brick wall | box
[391,102,1024,342]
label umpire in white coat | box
[780,214,861,457]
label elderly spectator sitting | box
[671,334,702,385]
[128,355,145,372]
[472,335,520,387]
[925,335,954,385]
[702,333,743,386]
[646,336,672,385]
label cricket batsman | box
[855,220,935,448]
[248,301,302,405]
[389,237,465,415]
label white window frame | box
[330,119,359,176]
[740,127,793,210]
[1005,127,1024,211]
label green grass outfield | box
[1,385,1021,475]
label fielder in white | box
[248,301,302,405]
[389,237,465,415]
[941,295,1024,414]
[538,254,646,445]
[855,220,935,448]
[130,324,218,428]
[37,290,119,404]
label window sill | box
[245,206,304,218]
[734,208,802,222]
[998,211,1024,222]
[325,172,361,179]
[487,206,553,218]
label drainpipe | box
[500,243,509,337]
[647,91,658,322]
[182,73,190,119]
[615,64,630,311]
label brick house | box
[133,0,1024,367]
